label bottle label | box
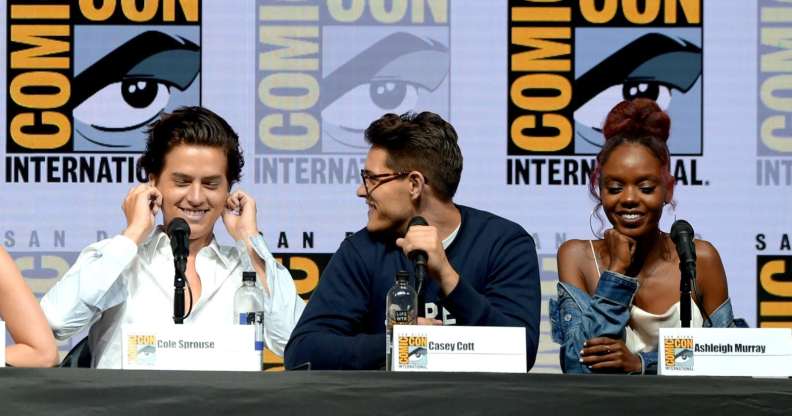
[238,312,265,351]
[391,310,410,324]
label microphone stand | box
[679,265,692,328]
[173,256,186,324]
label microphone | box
[407,216,428,318]
[670,219,696,328]
[167,218,190,324]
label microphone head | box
[167,218,191,258]
[408,216,429,228]
[167,217,191,238]
[670,219,694,242]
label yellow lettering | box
[761,115,792,152]
[760,260,792,297]
[510,74,571,111]
[579,0,617,24]
[623,0,660,24]
[761,28,792,72]
[370,0,408,24]
[163,0,198,22]
[511,114,572,152]
[512,7,571,22]
[667,0,700,24]
[79,0,115,21]
[258,73,319,110]
[10,111,71,149]
[259,113,319,150]
[10,25,70,69]
[511,28,571,72]
[413,0,447,24]
[121,0,158,22]
[258,26,319,71]
[288,257,319,298]
[10,71,70,108]
[327,0,365,22]
[259,5,319,21]
[760,301,792,316]
[11,4,70,19]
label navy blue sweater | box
[284,205,540,370]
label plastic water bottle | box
[385,270,417,371]
[233,271,265,363]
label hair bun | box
[602,98,670,142]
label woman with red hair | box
[550,98,735,374]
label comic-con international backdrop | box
[1,0,790,372]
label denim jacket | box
[549,270,736,374]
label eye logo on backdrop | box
[507,0,704,186]
[5,0,201,183]
[254,0,450,185]
[572,31,701,155]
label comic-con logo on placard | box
[127,335,157,366]
[664,337,694,371]
[6,0,201,184]
[757,0,792,187]
[398,335,428,369]
[507,1,706,186]
[254,1,450,185]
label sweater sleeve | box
[284,239,384,370]
[442,229,541,370]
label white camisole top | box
[589,241,703,353]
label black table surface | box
[1,368,791,415]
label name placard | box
[658,328,792,377]
[122,324,260,371]
[391,325,526,373]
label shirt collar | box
[142,227,236,269]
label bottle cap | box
[395,270,409,283]
[242,271,256,282]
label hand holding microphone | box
[396,216,459,297]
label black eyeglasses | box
[360,170,410,197]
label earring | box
[660,202,677,232]
[589,206,602,238]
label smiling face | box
[356,146,415,234]
[153,144,229,245]
[600,143,671,238]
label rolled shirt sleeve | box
[40,235,138,340]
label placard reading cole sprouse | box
[122,324,260,371]
[391,325,526,373]
[658,328,792,377]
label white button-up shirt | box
[40,230,305,369]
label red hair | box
[589,98,675,208]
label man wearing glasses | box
[284,112,540,370]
